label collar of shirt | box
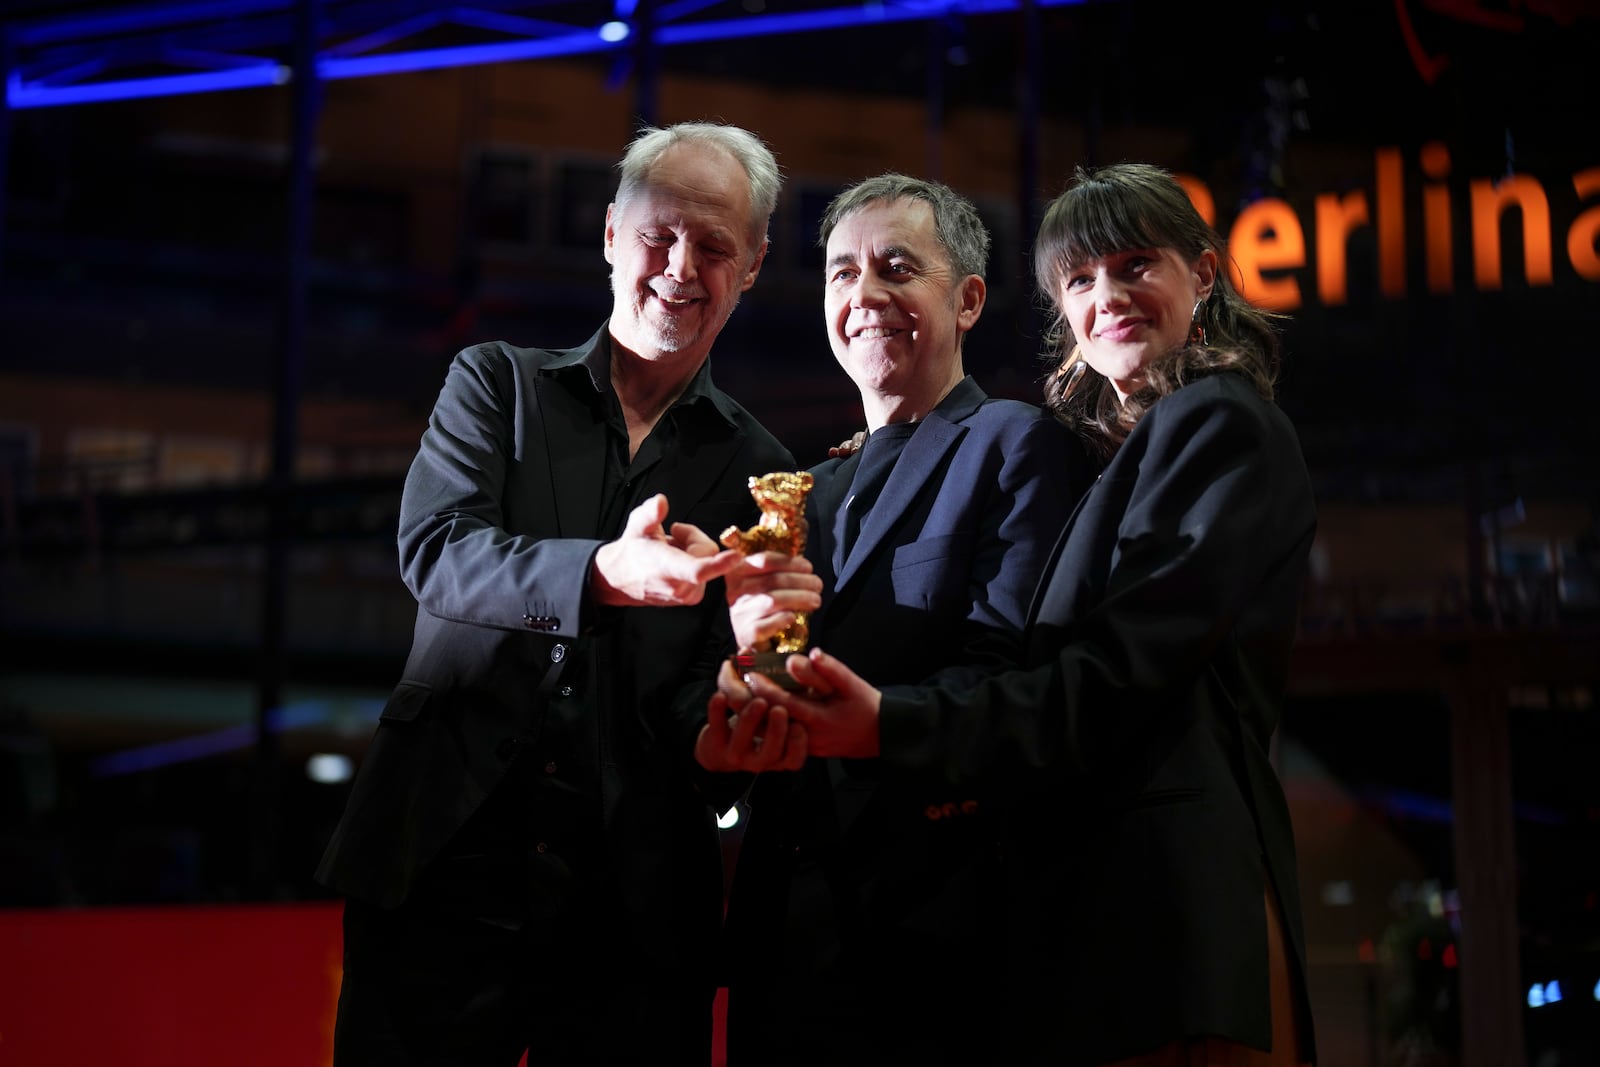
[542,321,741,435]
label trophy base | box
[732,650,806,692]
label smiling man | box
[316,122,793,1067]
[699,174,1097,1067]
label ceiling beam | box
[5,0,1084,108]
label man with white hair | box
[318,121,792,1066]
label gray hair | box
[615,122,782,246]
[817,173,991,280]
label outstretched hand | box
[743,647,882,759]
[591,494,741,607]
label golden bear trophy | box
[719,470,815,691]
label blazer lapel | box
[833,414,964,591]
[1025,466,1103,633]
[810,458,853,586]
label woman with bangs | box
[736,162,1320,1066]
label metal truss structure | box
[5,0,1079,109]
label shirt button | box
[559,685,573,697]
[545,761,558,775]
[536,842,549,854]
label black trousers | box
[331,771,713,1066]
[725,857,1002,1067]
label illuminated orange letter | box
[1421,142,1453,294]
[1229,199,1305,310]
[1315,191,1369,306]
[1375,147,1406,298]
[1470,175,1553,289]
[1568,167,1600,281]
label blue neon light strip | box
[320,30,619,79]
[1359,786,1568,826]
[7,65,289,107]
[88,698,380,777]
[653,0,1084,43]
[91,721,259,775]
[7,0,1086,109]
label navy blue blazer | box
[317,324,792,984]
[878,371,1319,1065]
[725,376,1096,1065]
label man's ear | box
[741,237,770,293]
[956,274,987,332]
[603,203,617,265]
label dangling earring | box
[1056,346,1088,390]
[1188,298,1209,347]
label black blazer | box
[878,372,1319,1065]
[317,324,792,975]
[726,379,1095,1064]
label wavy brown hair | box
[1034,163,1287,460]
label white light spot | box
[307,753,353,784]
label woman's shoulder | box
[1172,366,1262,402]
[1152,369,1283,427]
[1130,370,1301,464]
